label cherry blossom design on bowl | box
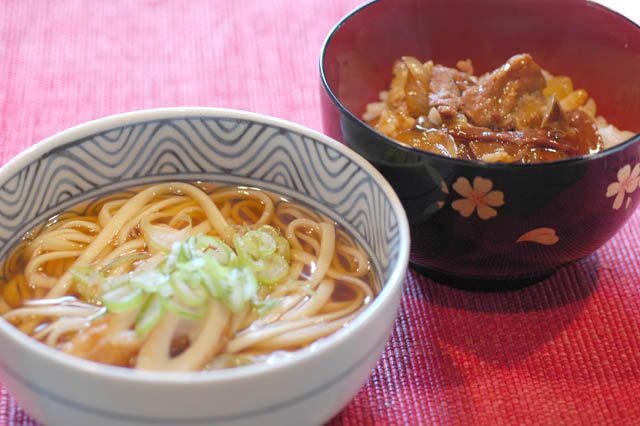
[517,228,559,245]
[420,162,449,219]
[451,176,504,220]
[606,163,640,210]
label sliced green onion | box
[275,236,290,262]
[256,225,289,260]
[157,282,174,299]
[221,267,258,313]
[191,234,218,250]
[92,231,283,332]
[194,235,234,265]
[176,256,206,273]
[200,258,229,298]
[135,294,165,335]
[102,285,145,312]
[233,228,290,278]
[242,230,277,256]
[234,231,279,271]
[70,266,105,304]
[170,270,208,307]
[99,273,132,293]
[255,253,289,285]
[130,269,170,293]
[162,296,206,320]
[167,238,193,266]
[234,236,264,271]
[255,225,279,239]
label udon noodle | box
[0,182,378,371]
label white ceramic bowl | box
[0,108,410,426]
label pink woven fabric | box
[2,1,640,425]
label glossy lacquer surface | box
[321,0,640,280]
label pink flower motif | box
[451,176,504,220]
[606,164,640,210]
[441,180,449,194]
[517,228,559,245]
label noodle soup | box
[0,181,378,371]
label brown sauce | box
[364,54,618,163]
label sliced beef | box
[459,54,546,129]
[428,65,475,119]
[377,52,607,163]
[445,125,579,154]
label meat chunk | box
[428,65,475,119]
[459,54,546,129]
[445,126,579,154]
[566,109,603,154]
[366,52,617,163]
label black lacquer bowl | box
[320,0,640,281]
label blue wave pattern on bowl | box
[0,117,400,283]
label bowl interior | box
[0,109,406,286]
[322,0,640,133]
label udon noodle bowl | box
[0,182,378,371]
[364,53,636,163]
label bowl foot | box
[410,263,552,292]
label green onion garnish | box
[135,294,165,335]
[102,285,146,312]
[71,227,289,335]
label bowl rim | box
[319,0,640,169]
[0,106,410,385]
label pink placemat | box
[2,1,640,425]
